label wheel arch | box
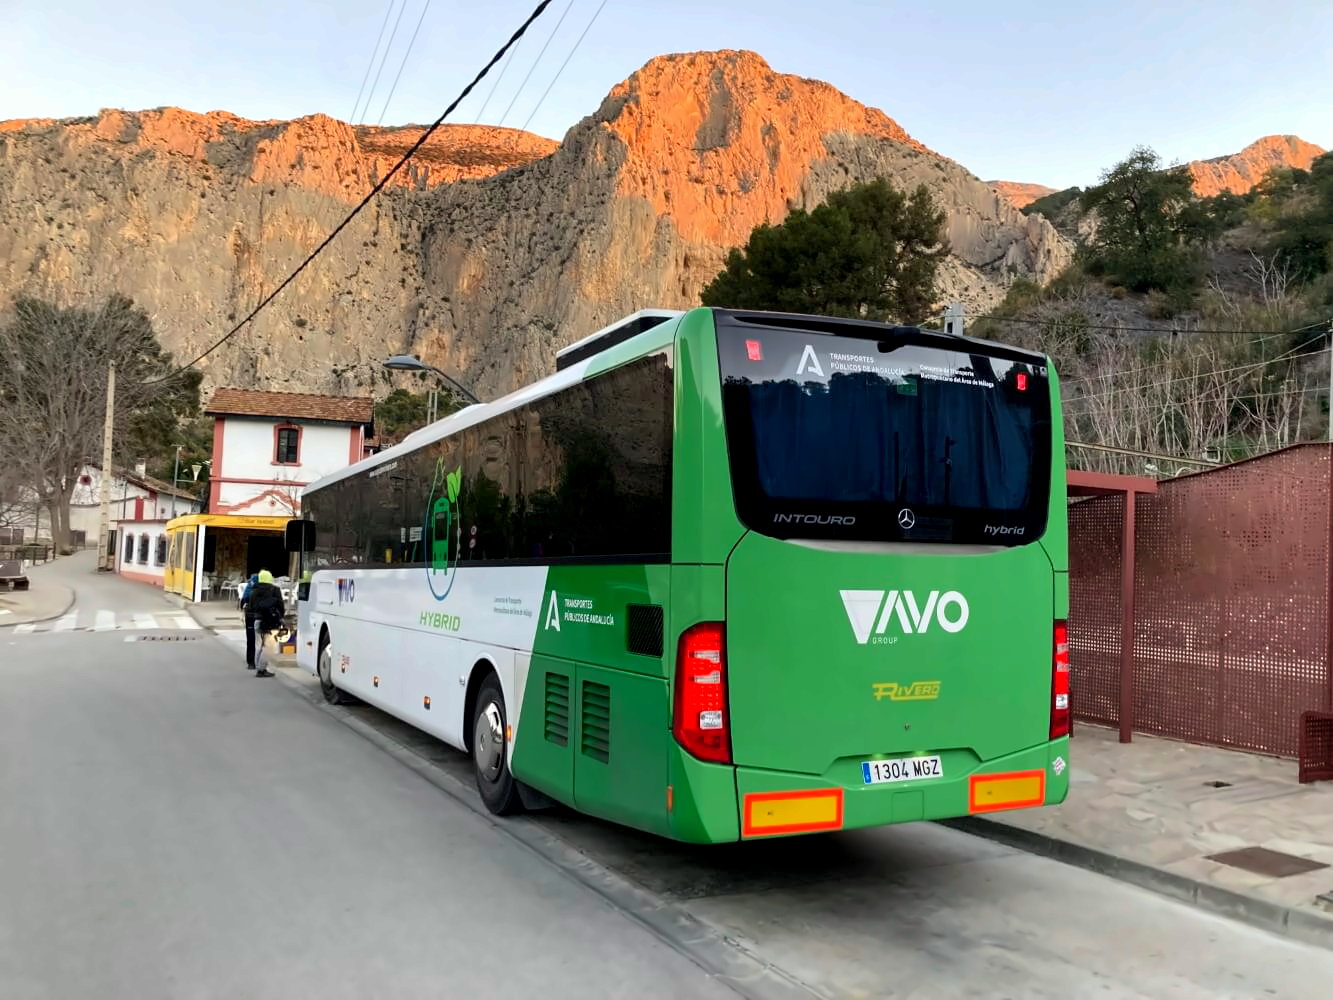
[462,657,499,753]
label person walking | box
[245,570,286,678]
[239,574,260,669]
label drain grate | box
[130,634,202,642]
[1205,847,1329,878]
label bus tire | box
[472,674,523,816]
[317,632,350,706]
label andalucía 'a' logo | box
[544,591,561,631]
[796,343,825,377]
[840,589,969,644]
[425,459,463,602]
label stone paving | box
[982,721,1333,927]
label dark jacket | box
[246,582,286,629]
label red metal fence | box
[1069,443,1332,761]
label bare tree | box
[986,277,1319,476]
[0,297,201,551]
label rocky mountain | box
[1003,135,1326,214]
[989,181,1057,210]
[1184,134,1325,198]
[0,50,1072,401]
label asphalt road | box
[0,559,735,1000]
[4,559,1332,999]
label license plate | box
[861,755,943,785]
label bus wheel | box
[318,635,349,705]
[472,674,523,816]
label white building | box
[114,517,172,587]
[1,465,200,548]
[72,465,202,543]
[204,388,374,516]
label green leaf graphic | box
[446,468,462,504]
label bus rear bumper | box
[734,738,1071,839]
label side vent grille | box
[627,604,665,657]
[581,681,611,764]
[544,672,570,747]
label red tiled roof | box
[204,388,374,426]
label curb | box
[271,670,823,1000]
[944,816,1333,952]
[0,583,77,628]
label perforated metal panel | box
[1069,444,1332,759]
[1069,494,1125,729]
[1300,711,1333,783]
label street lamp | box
[382,354,482,424]
[173,454,210,518]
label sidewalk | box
[0,552,81,626]
[955,722,1333,948]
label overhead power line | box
[348,0,398,123]
[147,0,555,385]
[520,0,607,132]
[974,313,1330,338]
[1060,321,1329,388]
[1065,441,1218,469]
[476,32,525,123]
[360,0,412,124]
[374,0,435,127]
[1066,339,1327,407]
[499,0,575,128]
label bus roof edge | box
[554,309,686,371]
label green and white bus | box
[295,306,1070,842]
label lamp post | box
[382,354,481,426]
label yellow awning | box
[165,513,291,533]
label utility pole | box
[95,362,116,572]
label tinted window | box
[717,324,1051,545]
[305,349,674,567]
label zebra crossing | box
[4,609,204,636]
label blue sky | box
[3,0,1329,189]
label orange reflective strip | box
[742,789,844,837]
[968,770,1046,813]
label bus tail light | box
[673,623,731,764]
[1051,620,1071,739]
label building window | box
[274,425,302,465]
[137,534,151,564]
[155,535,168,565]
[123,533,134,564]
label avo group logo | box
[424,460,463,602]
[840,589,970,644]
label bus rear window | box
[717,323,1052,545]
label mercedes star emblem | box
[897,508,916,530]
